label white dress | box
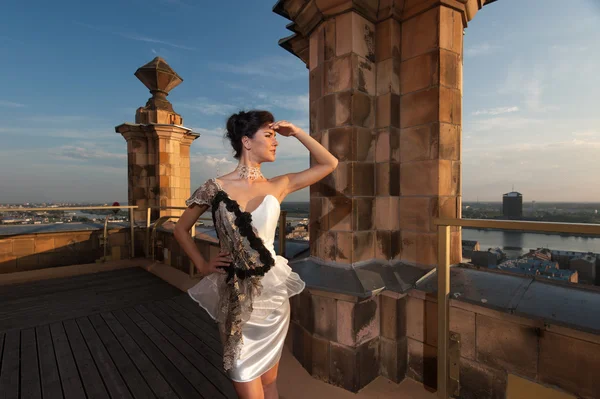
[187,193,305,382]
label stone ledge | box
[290,256,429,298]
[413,265,600,338]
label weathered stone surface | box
[330,342,358,391]
[400,88,439,129]
[311,334,331,382]
[380,336,407,383]
[376,57,400,95]
[401,7,439,61]
[352,197,374,231]
[12,239,34,256]
[329,196,353,231]
[358,337,380,389]
[376,92,400,128]
[352,162,374,196]
[312,293,338,341]
[380,294,406,339]
[353,231,375,262]
[375,230,391,260]
[407,337,437,388]
[337,296,380,346]
[459,358,507,399]
[292,323,313,373]
[400,50,438,95]
[539,331,600,399]
[35,237,55,253]
[375,18,401,62]
[476,314,539,379]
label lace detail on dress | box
[211,191,276,371]
[185,178,220,207]
[187,178,277,372]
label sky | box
[0,0,599,204]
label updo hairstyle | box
[225,110,275,159]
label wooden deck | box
[0,267,237,398]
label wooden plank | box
[0,329,19,399]
[172,295,219,328]
[124,307,226,399]
[153,301,223,363]
[63,319,110,399]
[20,328,42,399]
[50,322,86,399]
[76,317,133,399]
[111,309,200,398]
[101,312,178,399]
[0,273,164,312]
[88,314,157,399]
[0,268,147,301]
[0,280,180,332]
[162,300,223,349]
[137,304,236,397]
[0,332,4,374]
[36,325,64,399]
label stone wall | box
[154,228,219,276]
[0,228,141,274]
[406,290,600,399]
[287,288,393,392]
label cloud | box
[50,145,126,162]
[75,22,196,51]
[472,106,519,116]
[211,56,307,81]
[225,83,309,115]
[499,61,558,113]
[180,98,238,116]
[463,136,600,201]
[0,126,114,140]
[464,115,543,133]
[25,115,90,123]
[465,42,500,57]
[572,130,598,138]
[0,100,26,108]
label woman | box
[174,110,338,399]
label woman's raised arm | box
[271,121,338,196]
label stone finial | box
[134,57,183,125]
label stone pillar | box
[398,3,464,267]
[115,57,199,223]
[275,0,494,391]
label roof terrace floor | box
[0,266,435,399]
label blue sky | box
[0,0,598,204]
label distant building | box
[471,247,506,267]
[494,258,578,283]
[503,191,523,219]
[462,240,480,259]
[524,248,552,262]
[569,254,596,283]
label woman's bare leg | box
[233,378,264,399]
[261,362,280,399]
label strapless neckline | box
[212,178,280,215]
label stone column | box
[398,3,465,266]
[115,57,199,223]
[274,0,493,391]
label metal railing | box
[433,218,600,399]
[0,205,138,259]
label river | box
[462,228,600,257]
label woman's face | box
[247,124,278,163]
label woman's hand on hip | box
[198,251,232,276]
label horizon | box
[1,0,599,203]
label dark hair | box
[226,110,274,159]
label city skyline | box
[0,0,599,203]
